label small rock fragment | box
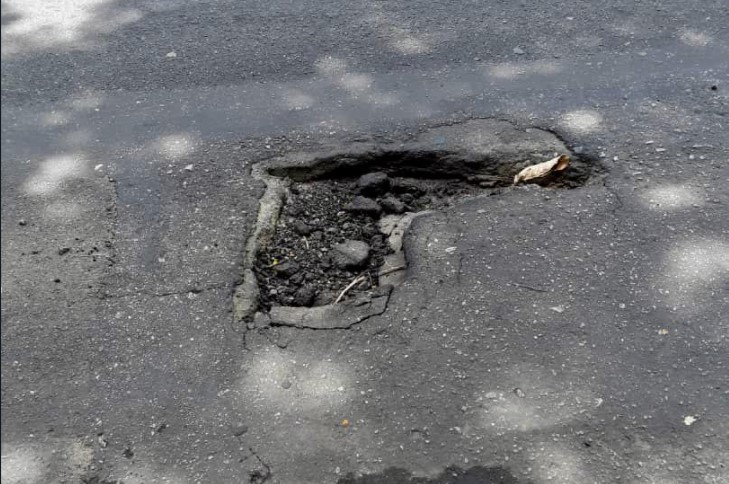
[273,260,301,278]
[513,388,526,398]
[331,240,370,269]
[513,47,525,55]
[293,220,313,235]
[18,219,27,226]
[58,247,71,256]
[356,172,390,196]
[292,285,317,306]
[380,196,405,214]
[344,196,382,216]
[232,424,249,436]
[392,180,423,196]
[314,289,336,306]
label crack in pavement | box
[601,176,627,235]
[97,283,230,300]
[248,447,272,484]
[234,436,272,484]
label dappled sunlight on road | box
[67,91,105,112]
[473,364,601,434]
[487,60,562,80]
[659,238,729,334]
[1,0,142,57]
[1,445,44,484]
[631,437,729,484]
[560,109,603,135]
[0,439,93,483]
[309,55,402,111]
[640,184,704,211]
[341,73,375,94]
[680,29,712,47]
[388,27,432,55]
[528,440,592,484]
[40,110,72,127]
[237,347,354,413]
[150,132,200,162]
[282,88,316,111]
[363,4,437,56]
[315,56,349,77]
[22,154,89,196]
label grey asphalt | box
[1,0,728,483]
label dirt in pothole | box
[253,175,487,309]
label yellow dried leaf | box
[658,328,669,335]
[340,418,350,428]
[513,155,571,184]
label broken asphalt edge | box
[232,117,601,333]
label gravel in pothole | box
[253,174,485,309]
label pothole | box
[234,119,600,330]
[254,173,487,311]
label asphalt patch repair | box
[233,119,599,331]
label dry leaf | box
[683,415,698,426]
[340,418,350,428]
[513,154,570,184]
[658,328,669,335]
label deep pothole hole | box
[251,149,594,311]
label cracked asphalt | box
[2,0,728,483]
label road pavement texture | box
[2,0,728,483]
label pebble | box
[231,424,249,436]
[293,221,313,235]
[513,47,525,55]
[381,196,405,214]
[331,240,370,269]
[344,196,382,216]
[18,219,27,226]
[356,172,391,196]
[273,260,301,278]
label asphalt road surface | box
[2,1,728,483]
